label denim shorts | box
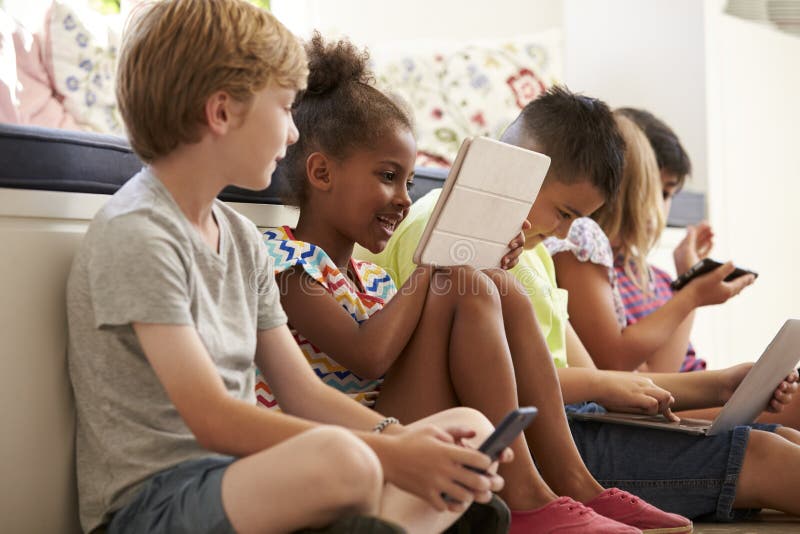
[107,456,236,534]
[566,402,779,522]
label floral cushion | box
[370,30,562,167]
[44,0,124,134]
[0,8,81,129]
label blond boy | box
[67,2,504,533]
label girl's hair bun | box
[278,33,413,208]
[304,31,373,96]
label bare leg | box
[734,427,800,514]
[223,413,495,534]
[776,425,800,445]
[757,398,800,430]
[482,269,604,503]
[379,407,496,534]
[221,426,383,534]
[375,266,557,510]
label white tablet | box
[412,136,550,269]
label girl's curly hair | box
[276,32,414,207]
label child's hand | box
[445,425,511,492]
[501,220,531,270]
[684,261,755,307]
[673,222,714,275]
[596,371,680,422]
[720,363,799,412]
[694,223,714,258]
[768,369,799,412]
[719,364,799,412]
[375,424,503,512]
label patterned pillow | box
[1,8,82,129]
[370,31,562,167]
[44,0,124,135]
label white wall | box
[2,0,50,30]
[700,7,800,366]
[272,0,563,47]
[563,0,708,193]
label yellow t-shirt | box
[355,189,569,368]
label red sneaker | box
[584,488,693,534]
[510,496,642,533]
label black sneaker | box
[293,515,406,534]
[444,495,511,534]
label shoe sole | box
[640,524,693,534]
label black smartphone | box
[670,258,758,291]
[477,406,538,462]
[442,407,538,504]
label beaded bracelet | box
[372,416,400,434]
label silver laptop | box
[569,319,800,436]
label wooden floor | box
[694,511,800,533]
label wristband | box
[372,416,400,434]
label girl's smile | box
[294,126,416,268]
[376,212,403,236]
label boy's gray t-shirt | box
[67,169,287,532]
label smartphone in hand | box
[670,258,758,292]
[443,407,537,504]
[477,407,538,462]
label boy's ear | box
[306,152,333,192]
[205,91,238,135]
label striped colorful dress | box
[615,261,707,372]
[256,226,397,410]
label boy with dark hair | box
[365,87,624,368]
[359,86,800,523]
[512,85,624,204]
[67,1,508,533]
[616,107,692,183]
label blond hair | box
[593,112,666,291]
[117,0,308,162]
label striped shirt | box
[614,260,707,372]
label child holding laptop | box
[362,86,800,522]
[548,108,800,430]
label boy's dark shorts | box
[107,456,236,534]
[106,455,510,534]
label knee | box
[435,266,500,301]
[439,406,495,440]
[305,426,383,511]
[481,268,516,286]
[745,429,782,462]
[775,425,800,444]
[482,268,529,305]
